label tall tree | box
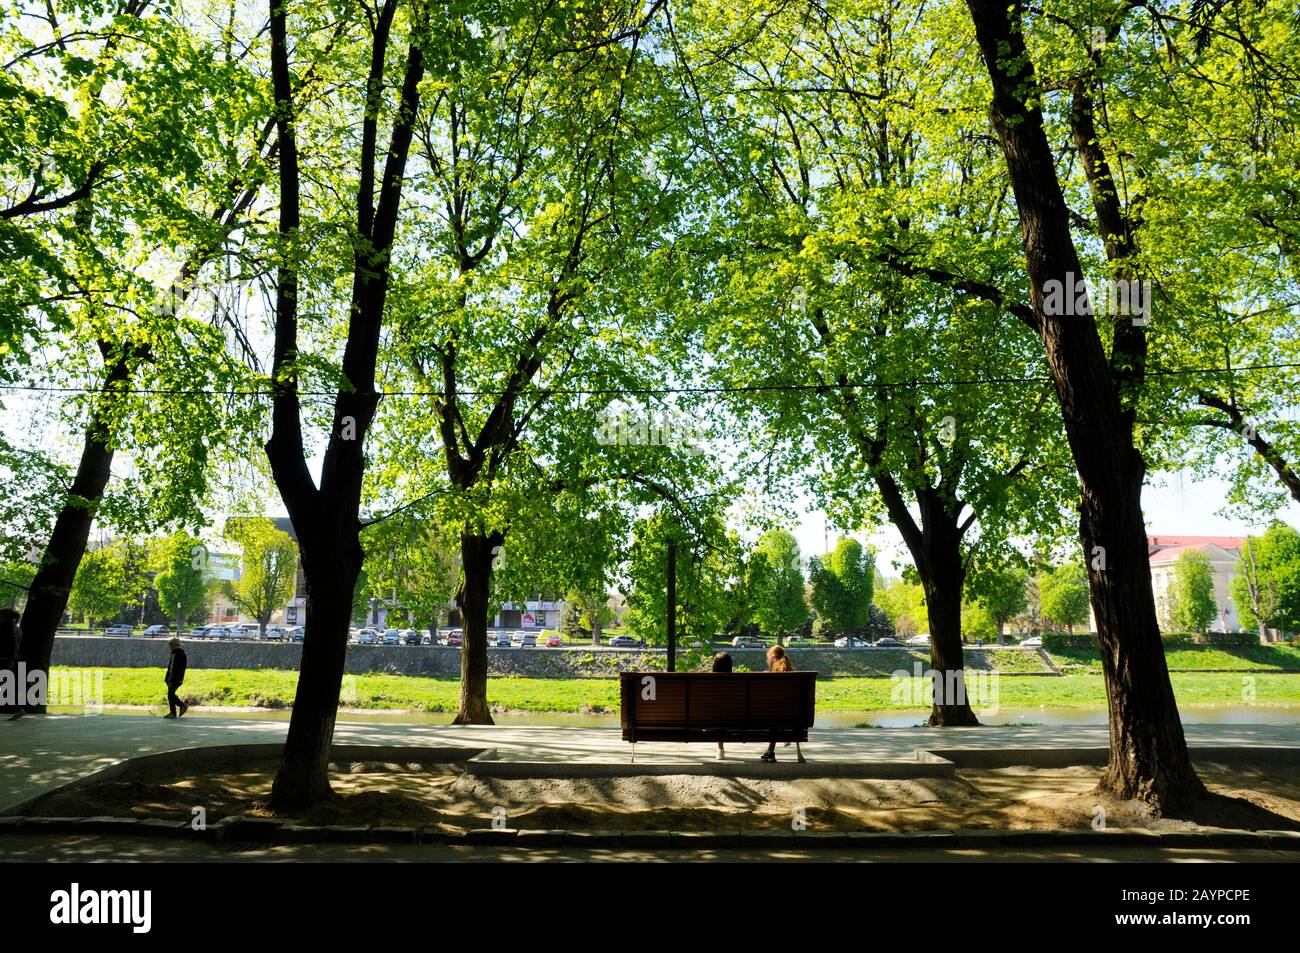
[962,0,1206,813]
[4,0,271,703]
[263,0,434,809]
[370,0,690,722]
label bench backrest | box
[619,671,817,740]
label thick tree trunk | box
[18,345,131,710]
[453,530,502,725]
[267,534,361,811]
[914,515,979,727]
[965,0,1204,813]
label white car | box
[1021,636,1043,647]
[833,637,870,648]
[904,634,931,646]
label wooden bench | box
[619,671,817,762]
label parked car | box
[356,629,379,645]
[289,626,305,642]
[381,628,401,645]
[445,629,463,647]
[1021,636,1043,647]
[904,634,931,646]
[519,631,537,648]
[787,636,815,647]
[545,632,562,648]
[263,625,287,641]
[609,634,644,649]
[403,629,422,645]
[833,636,870,648]
[494,631,513,648]
[105,624,134,637]
[142,624,170,637]
[731,635,768,649]
[874,637,902,647]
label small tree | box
[973,566,1029,642]
[151,532,212,633]
[69,543,130,628]
[1232,523,1300,640]
[1168,549,1217,637]
[1039,564,1091,635]
[809,538,874,636]
[745,529,808,640]
[224,518,298,638]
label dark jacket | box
[165,648,188,687]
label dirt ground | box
[21,760,1300,833]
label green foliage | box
[622,507,742,645]
[69,542,132,627]
[1233,524,1300,636]
[1166,549,1218,636]
[150,531,212,629]
[744,529,809,636]
[971,565,1029,637]
[1038,564,1091,635]
[809,538,875,636]
[223,518,298,632]
[874,576,928,637]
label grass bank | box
[54,666,1300,714]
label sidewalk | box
[2,714,1298,815]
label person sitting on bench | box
[711,652,733,761]
[761,645,795,763]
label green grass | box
[58,666,1300,714]
[1047,643,1300,674]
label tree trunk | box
[915,516,979,727]
[453,530,502,725]
[267,537,361,811]
[965,0,1204,813]
[17,345,132,710]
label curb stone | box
[1,816,1297,850]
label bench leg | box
[631,742,636,764]
[796,742,806,765]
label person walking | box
[164,637,188,719]
[760,644,795,763]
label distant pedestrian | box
[164,637,188,719]
[1,608,20,717]
[711,652,733,761]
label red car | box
[545,633,562,648]
[445,629,463,647]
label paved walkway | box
[1,714,1298,814]
[3,831,1294,863]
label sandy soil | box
[21,760,1300,833]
